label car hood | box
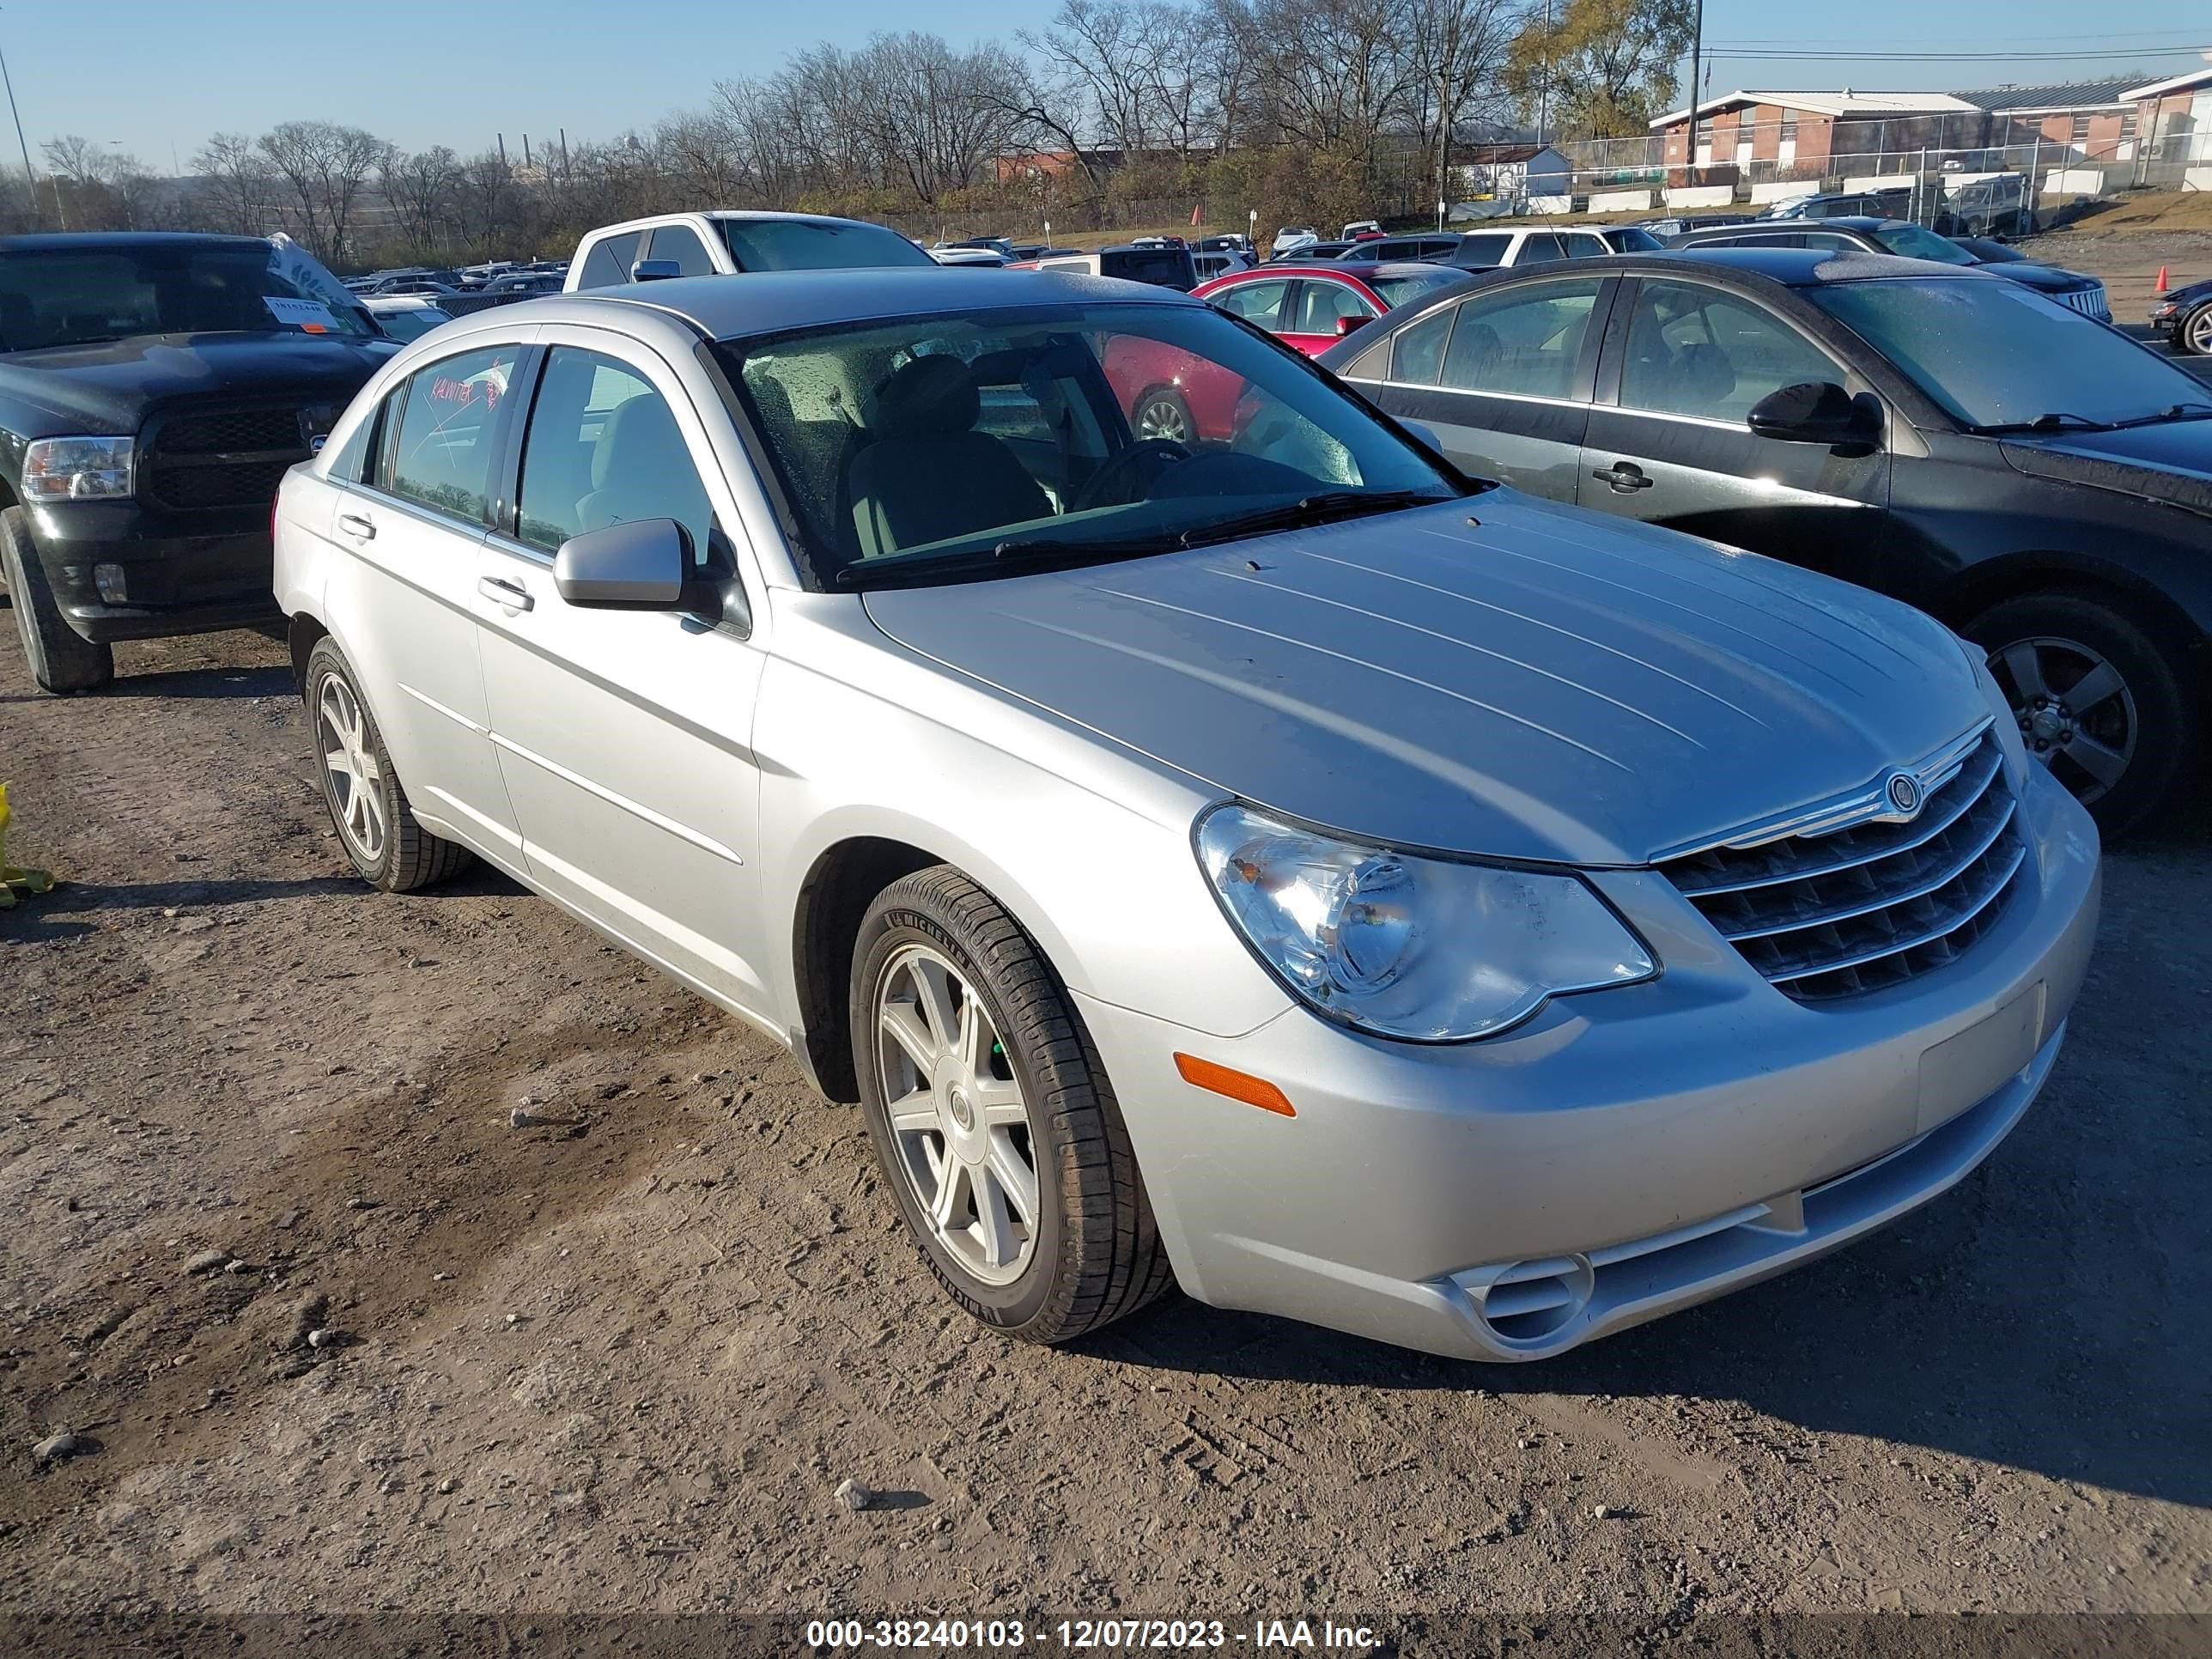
[2000,423,2212,514]
[1988,261,2100,294]
[0,331,394,435]
[860,493,1985,866]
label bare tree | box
[380,144,462,251]
[258,120,389,260]
[192,132,274,235]
[1407,0,1520,211]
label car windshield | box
[720,300,1462,589]
[0,240,380,349]
[718,218,936,272]
[1808,278,2208,428]
[1867,222,1976,266]
[1368,269,1465,307]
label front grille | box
[143,401,316,513]
[1660,731,2026,1002]
[2057,286,2111,323]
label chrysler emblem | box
[1884,771,1923,817]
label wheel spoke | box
[957,994,987,1086]
[986,1132,1038,1222]
[913,959,961,1053]
[884,1086,938,1136]
[2064,659,2124,715]
[1998,642,2049,703]
[973,1161,1018,1267]
[930,1158,966,1233]
[2067,732,2129,788]
[880,1003,938,1077]
[322,744,354,787]
[973,1075,1026,1127]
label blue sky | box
[4,0,2209,169]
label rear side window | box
[1099,247,1198,289]
[1562,233,1607,258]
[1389,306,1455,384]
[1454,234,1511,268]
[719,218,934,271]
[382,344,518,524]
[645,223,716,277]
[516,348,714,562]
[576,230,642,290]
[1439,276,1603,399]
[1516,233,1569,265]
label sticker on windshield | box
[263,295,339,334]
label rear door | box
[1577,274,1889,580]
[322,337,534,860]
[1350,273,1614,498]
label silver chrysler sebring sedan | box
[272,268,2100,1362]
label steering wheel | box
[1070,437,1191,513]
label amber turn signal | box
[1173,1053,1296,1117]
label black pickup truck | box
[0,232,396,691]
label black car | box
[1668,217,2111,321]
[2153,276,2212,357]
[1320,248,2212,830]
[0,233,395,692]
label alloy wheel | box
[1137,395,1191,443]
[872,942,1040,1285]
[2186,307,2212,356]
[317,675,388,863]
[1990,635,2136,805]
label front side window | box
[384,344,517,523]
[576,230,642,290]
[1291,280,1374,335]
[1619,280,1837,422]
[1516,234,1568,265]
[1214,279,1290,329]
[1808,277,2210,429]
[1563,234,1607,258]
[721,301,1458,586]
[718,218,935,272]
[516,348,714,562]
[1367,268,1465,308]
[1867,222,1977,267]
[646,223,716,277]
[1437,276,1605,399]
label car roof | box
[550,267,1200,341]
[582,210,898,240]
[1644,247,2000,286]
[0,231,267,252]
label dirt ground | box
[0,619,2208,1641]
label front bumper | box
[19,498,280,642]
[1082,766,2100,1362]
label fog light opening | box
[94,562,128,604]
[1473,1255,1596,1347]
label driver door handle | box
[1591,461,1654,493]
[477,574,533,613]
[336,513,376,541]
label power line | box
[1701,45,2206,61]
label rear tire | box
[0,506,113,694]
[1133,387,1195,445]
[849,864,1173,1345]
[303,636,472,892]
[1966,592,2194,836]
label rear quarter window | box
[576,231,642,289]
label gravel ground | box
[0,614,2208,1639]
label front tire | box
[1133,387,1195,445]
[849,865,1172,1344]
[1966,592,2194,835]
[2182,303,2212,357]
[303,636,472,892]
[0,506,113,694]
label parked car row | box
[10,214,2194,1374]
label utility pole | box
[1686,0,1705,178]
[0,11,38,228]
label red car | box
[1103,262,1471,444]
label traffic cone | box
[2155,266,2170,294]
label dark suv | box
[0,233,393,691]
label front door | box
[1577,275,1889,582]
[1279,276,1376,356]
[324,338,530,862]
[1354,273,1613,499]
[471,332,775,1014]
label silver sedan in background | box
[272,269,2099,1362]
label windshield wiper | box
[1173,489,1452,550]
[1970,411,2117,435]
[2110,402,2212,429]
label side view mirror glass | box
[554,519,690,610]
[1746,380,1882,451]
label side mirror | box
[1397,418,1447,457]
[629,258,682,283]
[554,519,690,609]
[1335,314,1370,337]
[1747,380,1881,451]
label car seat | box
[844,356,1054,559]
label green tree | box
[1504,0,1692,138]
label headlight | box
[1195,802,1657,1042]
[22,435,135,502]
